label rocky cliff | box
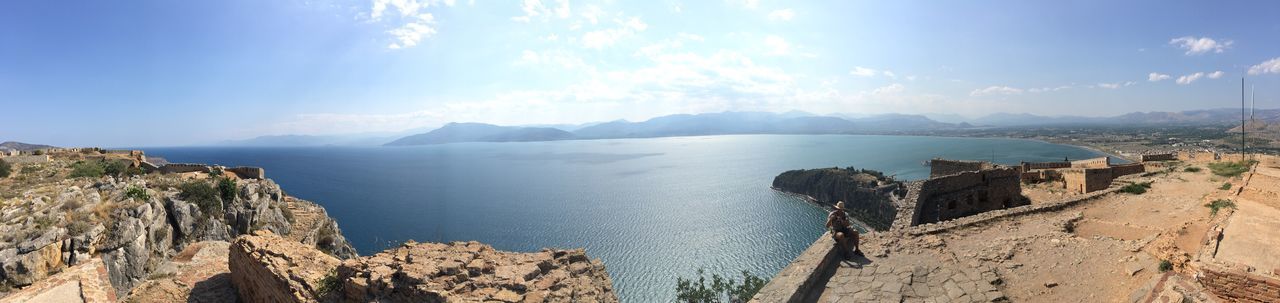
[0,159,355,298]
[771,167,906,230]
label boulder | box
[229,230,340,303]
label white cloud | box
[727,0,760,9]
[970,86,1023,96]
[1148,72,1171,82]
[1026,85,1072,93]
[1097,83,1121,89]
[849,66,877,77]
[871,83,904,95]
[1169,36,1232,55]
[1176,72,1204,85]
[763,35,792,56]
[512,0,571,22]
[581,16,648,49]
[1207,71,1225,79]
[580,5,604,24]
[370,0,454,49]
[882,70,896,79]
[387,14,437,49]
[767,9,795,21]
[1249,57,1280,75]
[516,49,594,71]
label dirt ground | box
[850,160,1238,302]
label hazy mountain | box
[220,134,401,147]
[573,112,960,139]
[0,141,58,151]
[384,123,575,146]
[969,108,1279,127]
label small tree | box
[0,159,10,178]
[217,177,238,203]
[69,161,105,178]
[675,269,768,303]
[180,181,223,218]
[103,161,127,177]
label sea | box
[141,134,1113,302]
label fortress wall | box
[910,167,1026,226]
[0,155,50,164]
[1070,156,1110,169]
[928,159,994,178]
[905,186,1119,235]
[1178,151,1219,163]
[749,232,839,303]
[1139,153,1176,162]
[1109,163,1145,178]
[1021,161,1071,171]
[159,163,212,174]
[1199,264,1280,303]
[1063,168,1112,194]
[226,167,265,180]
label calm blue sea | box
[141,134,1109,301]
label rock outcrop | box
[230,230,340,303]
[772,167,906,230]
[336,240,618,303]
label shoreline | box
[770,187,876,233]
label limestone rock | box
[229,230,340,303]
[336,241,618,303]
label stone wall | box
[1063,168,1112,194]
[0,155,50,164]
[159,163,213,174]
[229,230,340,303]
[1198,264,1280,302]
[928,158,994,178]
[1109,163,1145,179]
[1178,151,1219,163]
[904,186,1119,235]
[1070,156,1110,169]
[226,167,265,180]
[907,167,1026,226]
[1140,153,1176,162]
[749,232,838,303]
[1020,161,1070,171]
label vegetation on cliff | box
[771,166,904,231]
[674,269,767,303]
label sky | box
[3,0,1280,146]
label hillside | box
[770,167,906,231]
[383,122,576,146]
[0,141,57,152]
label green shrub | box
[1183,167,1201,172]
[1205,199,1236,216]
[314,269,341,299]
[217,177,238,203]
[675,269,768,303]
[180,181,223,218]
[1159,260,1173,272]
[0,159,10,178]
[69,161,105,178]
[1219,182,1232,190]
[125,186,150,201]
[1208,160,1257,177]
[1119,181,1152,195]
[20,165,39,174]
[103,161,127,177]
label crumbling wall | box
[226,167,265,180]
[1139,153,1176,162]
[0,155,50,164]
[909,167,1025,226]
[1109,163,1145,178]
[1020,161,1070,171]
[1178,151,1218,163]
[1198,264,1280,302]
[1070,156,1110,169]
[1063,168,1112,194]
[929,158,995,178]
[159,163,212,174]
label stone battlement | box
[928,158,997,178]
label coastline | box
[771,187,875,233]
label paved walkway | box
[816,260,1006,302]
[1214,158,1280,275]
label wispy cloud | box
[512,0,571,22]
[1249,57,1280,75]
[1148,72,1171,82]
[1207,71,1225,79]
[970,86,1023,96]
[1176,72,1204,85]
[767,9,795,21]
[581,16,648,49]
[371,0,454,49]
[1168,36,1232,55]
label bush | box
[1159,260,1173,272]
[0,159,10,178]
[675,269,768,303]
[1205,199,1236,216]
[1208,160,1257,177]
[20,165,39,174]
[1119,181,1152,195]
[103,161,127,177]
[1183,166,1201,173]
[180,181,223,218]
[69,161,105,178]
[125,186,150,201]
[1219,182,1232,190]
[314,269,341,298]
[217,177,238,203]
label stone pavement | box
[0,257,116,303]
[816,260,1006,302]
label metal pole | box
[1241,77,1246,161]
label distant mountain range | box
[218,108,1275,147]
[0,141,57,152]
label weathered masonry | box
[1062,168,1113,194]
[158,163,266,180]
[900,165,1028,227]
[928,158,996,178]
[1139,153,1176,162]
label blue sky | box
[2,0,1280,146]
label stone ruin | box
[895,165,1028,229]
[1019,156,1148,194]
